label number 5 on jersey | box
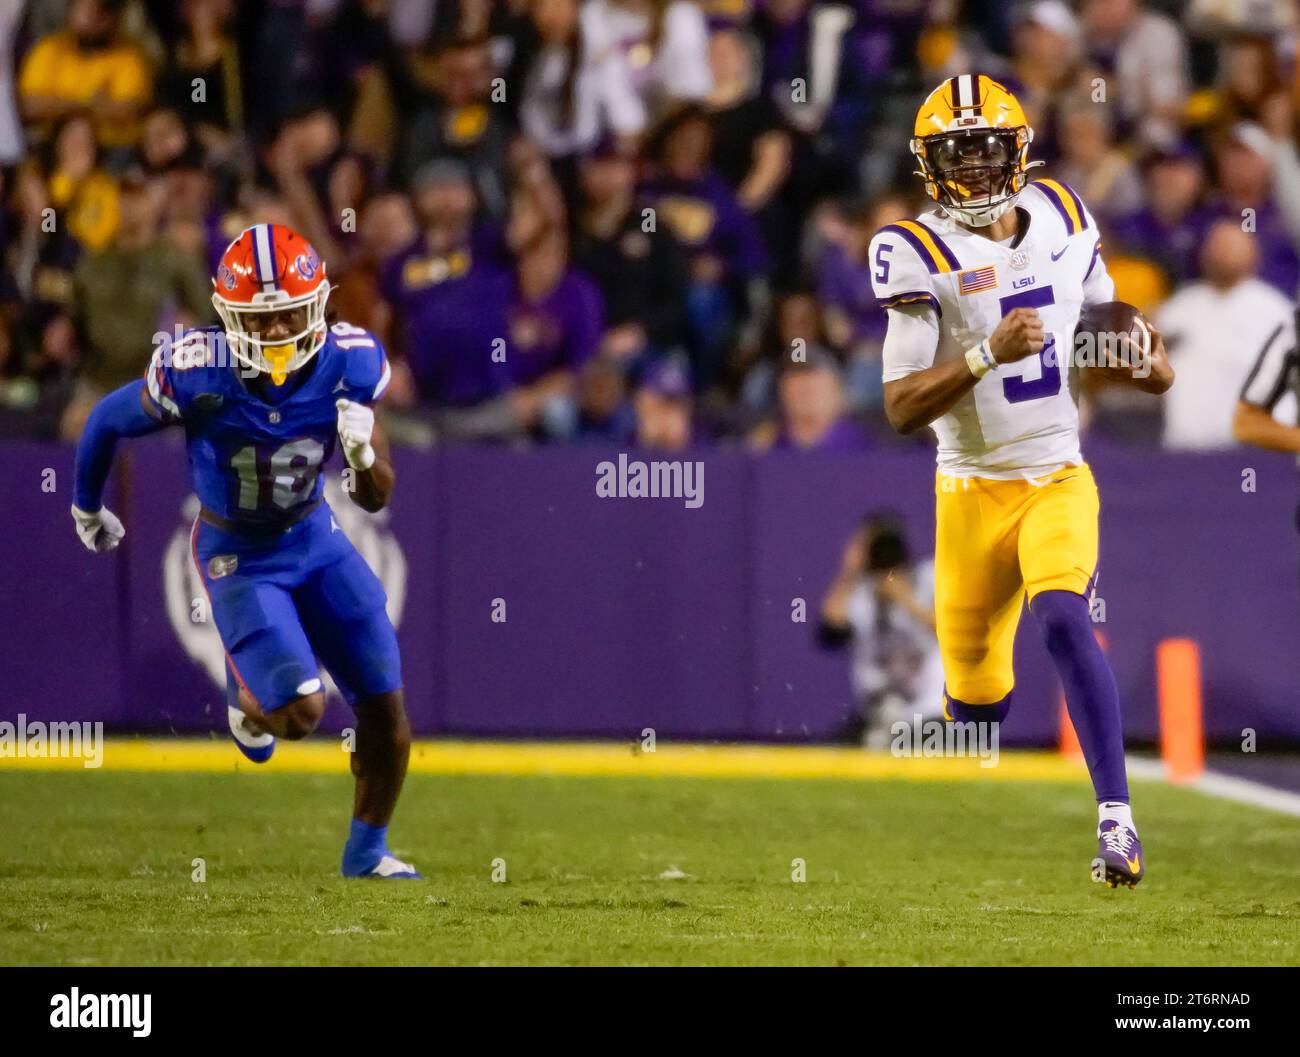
[999,285,1059,404]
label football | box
[1072,299,1151,374]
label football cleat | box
[227,705,275,764]
[1091,819,1144,889]
[343,854,423,880]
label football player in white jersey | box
[869,73,1173,888]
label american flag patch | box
[958,266,997,294]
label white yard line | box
[1128,755,1300,818]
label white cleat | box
[227,705,275,763]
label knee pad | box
[1030,590,1092,652]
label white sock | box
[1098,801,1135,835]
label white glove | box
[336,398,376,471]
[71,504,125,553]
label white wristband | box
[964,340,997,378]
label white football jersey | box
[870,179,1115,478]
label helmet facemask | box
[212,283,331,385]
[913,127,1035,227]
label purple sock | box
[1031,589,1129,803]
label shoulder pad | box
[1028,179,1091,237]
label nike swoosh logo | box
[1126,855,1141,872]
[1051,246,1068,261]
[1050,474,1078,484]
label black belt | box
[199,498,323,539]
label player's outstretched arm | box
[883,308,1044,434]
[337,399,395,513]
[70,381,171,552]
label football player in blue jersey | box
[71,224,420,879]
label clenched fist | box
[71,504,125,553]
[989,308,1045,364]
[335,399,376,471]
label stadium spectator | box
[1,164,82,369]
[590,0,713,117]
[138,107,199,176]
[1158,219,1295,450]
[1006,1,1084,139]
[0,0,23,165]
[511,0,647,161]
[818,511,943,748]
[156,0,244,153]
[265,107,371,274]
[739,287,836,417]
[386,33,512,217]
[245,0,363,141]
[705,26,795,273]
[1079,0,1189,148]
[640,103,767,391]
[69,168,211,421]
[577,355,636,443]
[634,354,696,451]
[572,135,689,366]
[812,194,908,411]
[753,0,873,195]
[331,191,419,340]
[1108,141,1213,289]
[1053,94,1143,221]
[0,304,80,440]
[502,170,604,439]
[756,352,869,453]
[380,159,511,416]
[18,0,152,156]
[44,114,119,253]
[1207,123,1300,297]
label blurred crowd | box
[1,0,1298,452]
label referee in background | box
[1234,307,1300,543]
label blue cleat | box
[227,705,275,764]
[341,818,422,878]
[1091,819,1144,888]
[343,853,423,880]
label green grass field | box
[2,769,1299,966]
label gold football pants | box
[934,465,1099,705]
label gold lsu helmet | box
[910,73,1041,227]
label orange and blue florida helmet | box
[212,224,331,383]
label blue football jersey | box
[143,322,390,525]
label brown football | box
[1071,300,1151,376]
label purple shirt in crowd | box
[504,267,605,386]
[381,230,513,406]
[772,416,872,454]
[816,242,888,345]
[638,173,768,279]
